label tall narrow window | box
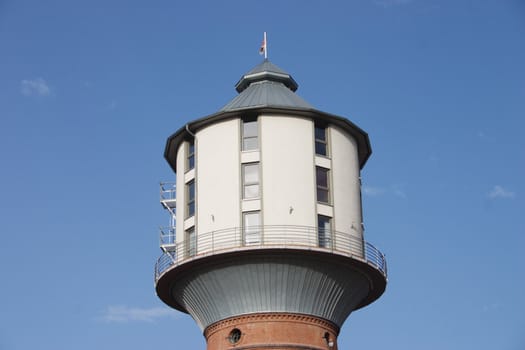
[187,140,195,170]
[315,125,328,156]
[242,163,260,199]
[318,215,332,248]
[243,211,261,245]
[316,167,330,204]
[185,227,196,257]
[186,180,195,217]
[242,120,258,151]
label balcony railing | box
[160,182,176,201]
[154,225,387,282]
[160,182,176,212]
[159,226,176,247]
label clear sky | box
[1,0,524,349]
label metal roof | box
[221,59,312,111]
[221,80,313,112]
[245,59,289,76]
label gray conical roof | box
[221,59,313,112]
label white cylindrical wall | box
[260,115,317,230]
[331,125,364,255]
[174,115,364,258]
[175,142,186,244]
[195,119,241,240]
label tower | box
[155,59,387,350]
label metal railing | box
[365,241,387,275]
[154,225,387,282]
[156,251,176,278]
[159,226,176,246]
[160,182,176,201]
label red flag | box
[259,37,266,55]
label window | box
[242,163,260,199]
[243,211,260,245]
[186,180,195,217]
[316,167,330,204]
[318,215,332,248]
[185,227,196,257]
[187,140,195,170]
[242,119,258,151]
[228,329,242,344]
[315,125,328,156]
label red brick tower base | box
[204,313,339,350]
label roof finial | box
[259,32,268,60]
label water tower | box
[155,59,387,350]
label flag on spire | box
[259,32,267,59]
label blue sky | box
[1,0,524,349]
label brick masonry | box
[204,313,339,350]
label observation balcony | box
[154,225,387,284]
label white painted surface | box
[260,115,317,229]
[240,150,260,163]
[175,142,186,245]
[317,203,334,218]
[315,156,331,169]
[331,125,363,256]
[195,119,241,241]
[172,115,365,257]
[242,199,261,212]
[184,168,195,183]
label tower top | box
[164,59,372,172]
[221,59,312,112]
[235,59,298,92]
